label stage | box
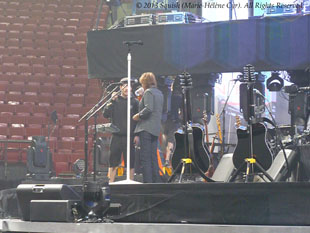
[2,181,310,232]
[1,219,310,233]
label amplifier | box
[17,184,81,221]
[156,12,201,25]
[30,200,81,222]
[124,14,155,27]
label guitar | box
[232,65,273,173]
[204,113,222,178]
[216,114,223,144]
[171,72,210,177]
[235,115,242,129]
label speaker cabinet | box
[17,184,81,221]
[30,200,80,222]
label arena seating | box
[0,0,109,176]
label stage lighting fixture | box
[82,181,110,219]
[72,159,85,176]
[266,72,284,91]
[27,136,52,180]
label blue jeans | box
[139,131,161,183]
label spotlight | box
[82,181,110,219]
[266,72,284,92]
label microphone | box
[283,84,310,93]
[123,40,143,46]
[299,86,310,91]
[230,75,244,82]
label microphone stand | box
[111,41,142,184]
[78,85,119,181]
[218,79,238,155]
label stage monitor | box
[16,184,81,221]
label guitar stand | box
[168,158,194,183]
[229,158,274,182]
[168,158,214,183]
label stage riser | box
[110,182,310,225]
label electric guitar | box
[232,65,273,172]
[235,115,242,129]
[204,113,222,178]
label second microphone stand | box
[78,85,120,181]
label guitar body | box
[172,125,210,173]
[232,122,273,172]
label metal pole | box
[126,51,131,181]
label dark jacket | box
[134,87,164,137]
[103,95,139,136]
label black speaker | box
[191,86,214,123]
[240,82,265,120]
[16,184,81,221]
[27,136,53,180]
[289,92,309,124]
[30,200,80,222]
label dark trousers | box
[139,131,161,183]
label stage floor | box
[2,182,310,229]
[1,219,310,233]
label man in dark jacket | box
[103,78,139,182]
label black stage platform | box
[109,182,310,225]
[2,182,310,227]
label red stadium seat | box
[59,128,76,139]
[32,64,46,74]
[15,104,33,116]
[28,116,48,128]
[0,115,11,128]
[40,85,55,95]
[10,115,27,127]
[54,86,71,95]
[49,48,64,57]
[53,153,69,163]
[35,39,49,49]
[61,117,78,127]
[71,86,86,95]
[54,162,70,176]
[23,95,39,105]
[7,84,24,93]
[72,140,84,153]
[9,127,25,140]
[68,96,84,107]
[6,94,22,105]
[0,127,8,140]
[25,128,42,140]
[57,140,73,153]
[47,65,61,76]
[18,64,32,74]
[65,106,82,118]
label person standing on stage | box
[103,78,139,182]
[133,72,164,183]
